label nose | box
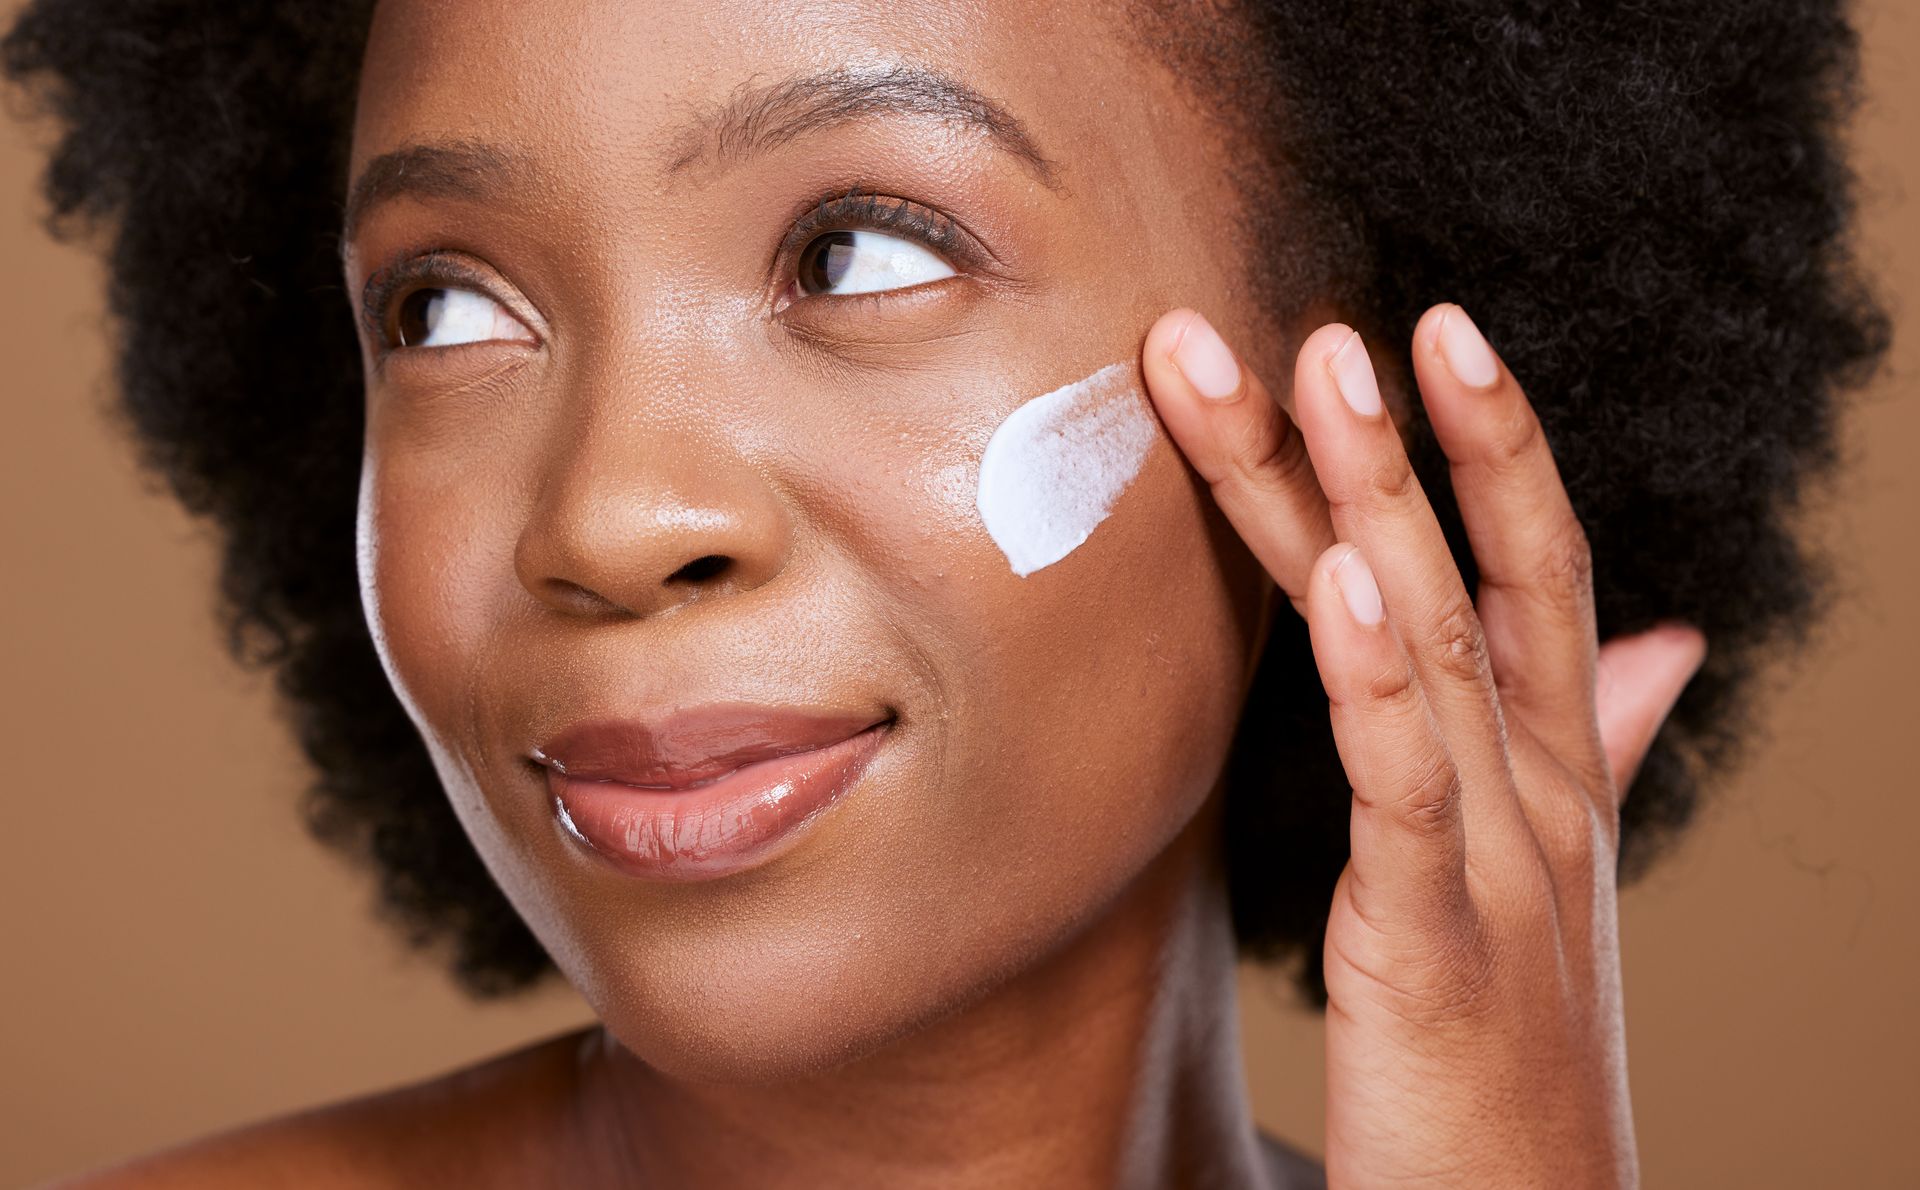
[513,419,794,620]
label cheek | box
[955,366,1259,854]
[345,357,1264,1083]
[835,364,1262,968]
[627,387,1260,1081]
[974,361,1157,578]
[356,444,573,927]
[951,434,1258,853]
[354,446,510,763]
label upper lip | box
[532,703,891,789]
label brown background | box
[2,2,1913,1184]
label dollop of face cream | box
[974,362,1160,578]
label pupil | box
[799,232,857,293]
[396,288,444,346]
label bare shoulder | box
[44,1026,598,1190]
[43,1105,406,1190]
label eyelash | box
[777,185,978,278]
[358,248,498,351]
[358,186,977,354]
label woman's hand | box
[1143,304,1707,1188]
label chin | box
[574,927,1031,1084]
[544,827,1170,1086]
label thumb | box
[1594,622,1708,798]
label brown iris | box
[796,231,857,295]
[393,288,448,347]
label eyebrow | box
[341,139,531,246]
[341,65,1063,245]
[663,64,1065,190]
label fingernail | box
[1330,544,1384,625]
[1327,331,1383,416]
[1436,304,1500,390]
[1171,312,1243,402]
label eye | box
[390,286,535,349]
[794,229,957,297]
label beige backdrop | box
[2,3,1913,1185]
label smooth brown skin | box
[57,1,1706,1187]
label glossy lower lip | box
[547,721,889,881]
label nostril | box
[667,554,731,584]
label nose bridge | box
[512,338,794,620]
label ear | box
[1594,622,1708,798]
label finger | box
[1595,623,1707,799]
[1143,308,1336,617]
[1411,302,1606,784]
[1290,323,1527,847]
[1306,541,1472,927]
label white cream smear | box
[975,362,1159,577]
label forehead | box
[350,0,1152,189]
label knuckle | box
[1531,517,1595,605]
[1355,654,1422,715]
[1390,748,1464,835]
[1425,599,1494,689]
[1325,460,1422,533]
[1533,789,1610,886]
[1222,404,1313,495]
[1479,402,1546,472]
[1355,453,1424,510]
[1550,812,1602,883]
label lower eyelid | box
[775,270,980,323]
[369,336,539,386]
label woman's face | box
[345,0,1280,1080]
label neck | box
[562,796,1275,1189]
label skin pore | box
[6,0,1869,1172]
[286,0,1310,1187]
[48,0,1720,1182]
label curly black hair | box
[2,0,1889,1006]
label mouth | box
[532,707,893,882]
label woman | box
[3,0,1887,1185]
